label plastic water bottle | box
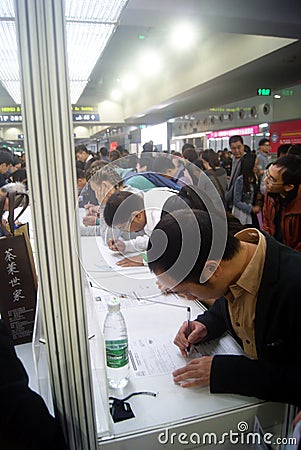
[103,297,129,389]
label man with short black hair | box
[181,143,195,155]
[147,209,301,405]
[225,135,245,210]
[257,138,270,175]
[75,144,98,171]
[263,154,301,252]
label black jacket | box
[196,234,301,405]
[0,320,68,450]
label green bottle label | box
[105,339,128,368]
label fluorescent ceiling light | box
[0,0,128,104]
[120,74,138,92]
[137,51,162,77]
[174,132,206,139]
[110,89,123,101]
[0,19,20,103]
[274,94,281,99]
[170,23,198,50]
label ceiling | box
[1,0,301,125]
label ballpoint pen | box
[186,307,191,357]
[110,229,122,250]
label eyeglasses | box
[265,169,284,186]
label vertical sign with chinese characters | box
[0,235,37,345]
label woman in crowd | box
[198,149,227,203]
[232,153,262,227]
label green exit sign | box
[257,88,271,96]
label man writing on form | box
[147,209,301,405]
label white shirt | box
[123,188,176,253]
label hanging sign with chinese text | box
[0,233,37,345]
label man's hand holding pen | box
[173,320,208,357]
[107,238,125,253]
[173,320,212,388]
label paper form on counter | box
[129,332,246,377]
[86,236,147,272]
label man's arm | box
[210,355,301,406]
[196,298,229,341]
[123,234,149,253]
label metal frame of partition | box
[14,1,98,448]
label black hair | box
[76,168,86,179]
[142,142,153,153]
[181,143,195,154]
[0,151,13,166]
[147,209,240,284]
[182,148,198,163]
[229,135,243,146]
[109,149,121,161]
[240,153,256,193]
[11,168,27,183]
[277,144,291,158]
[274,155,301,187]
[288,144,301,157]
[12,156,22,167]
[201,149,220,170]
[258,138,270,147]
[99,147,108,157]
[152,156,175,173]
[75,144,90,154]
[103,191,144,227]
[193,159,205,171]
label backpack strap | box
[6,191,29,235]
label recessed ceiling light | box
[274,94,281,99]
[120,74,138,92]
[0,0,128,104]
[137,51,162,76]
[170,23,198,50]
[110,89,123,101]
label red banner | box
[109,141,118,151]
[270,120,301,154]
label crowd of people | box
[77,138,301,255]
[78,137,301,413]
[1,136,301,447]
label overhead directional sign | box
[0,114,22,123]
[72,113,100,122]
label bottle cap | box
[107,296,121,312]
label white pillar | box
[14,1,98,449]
